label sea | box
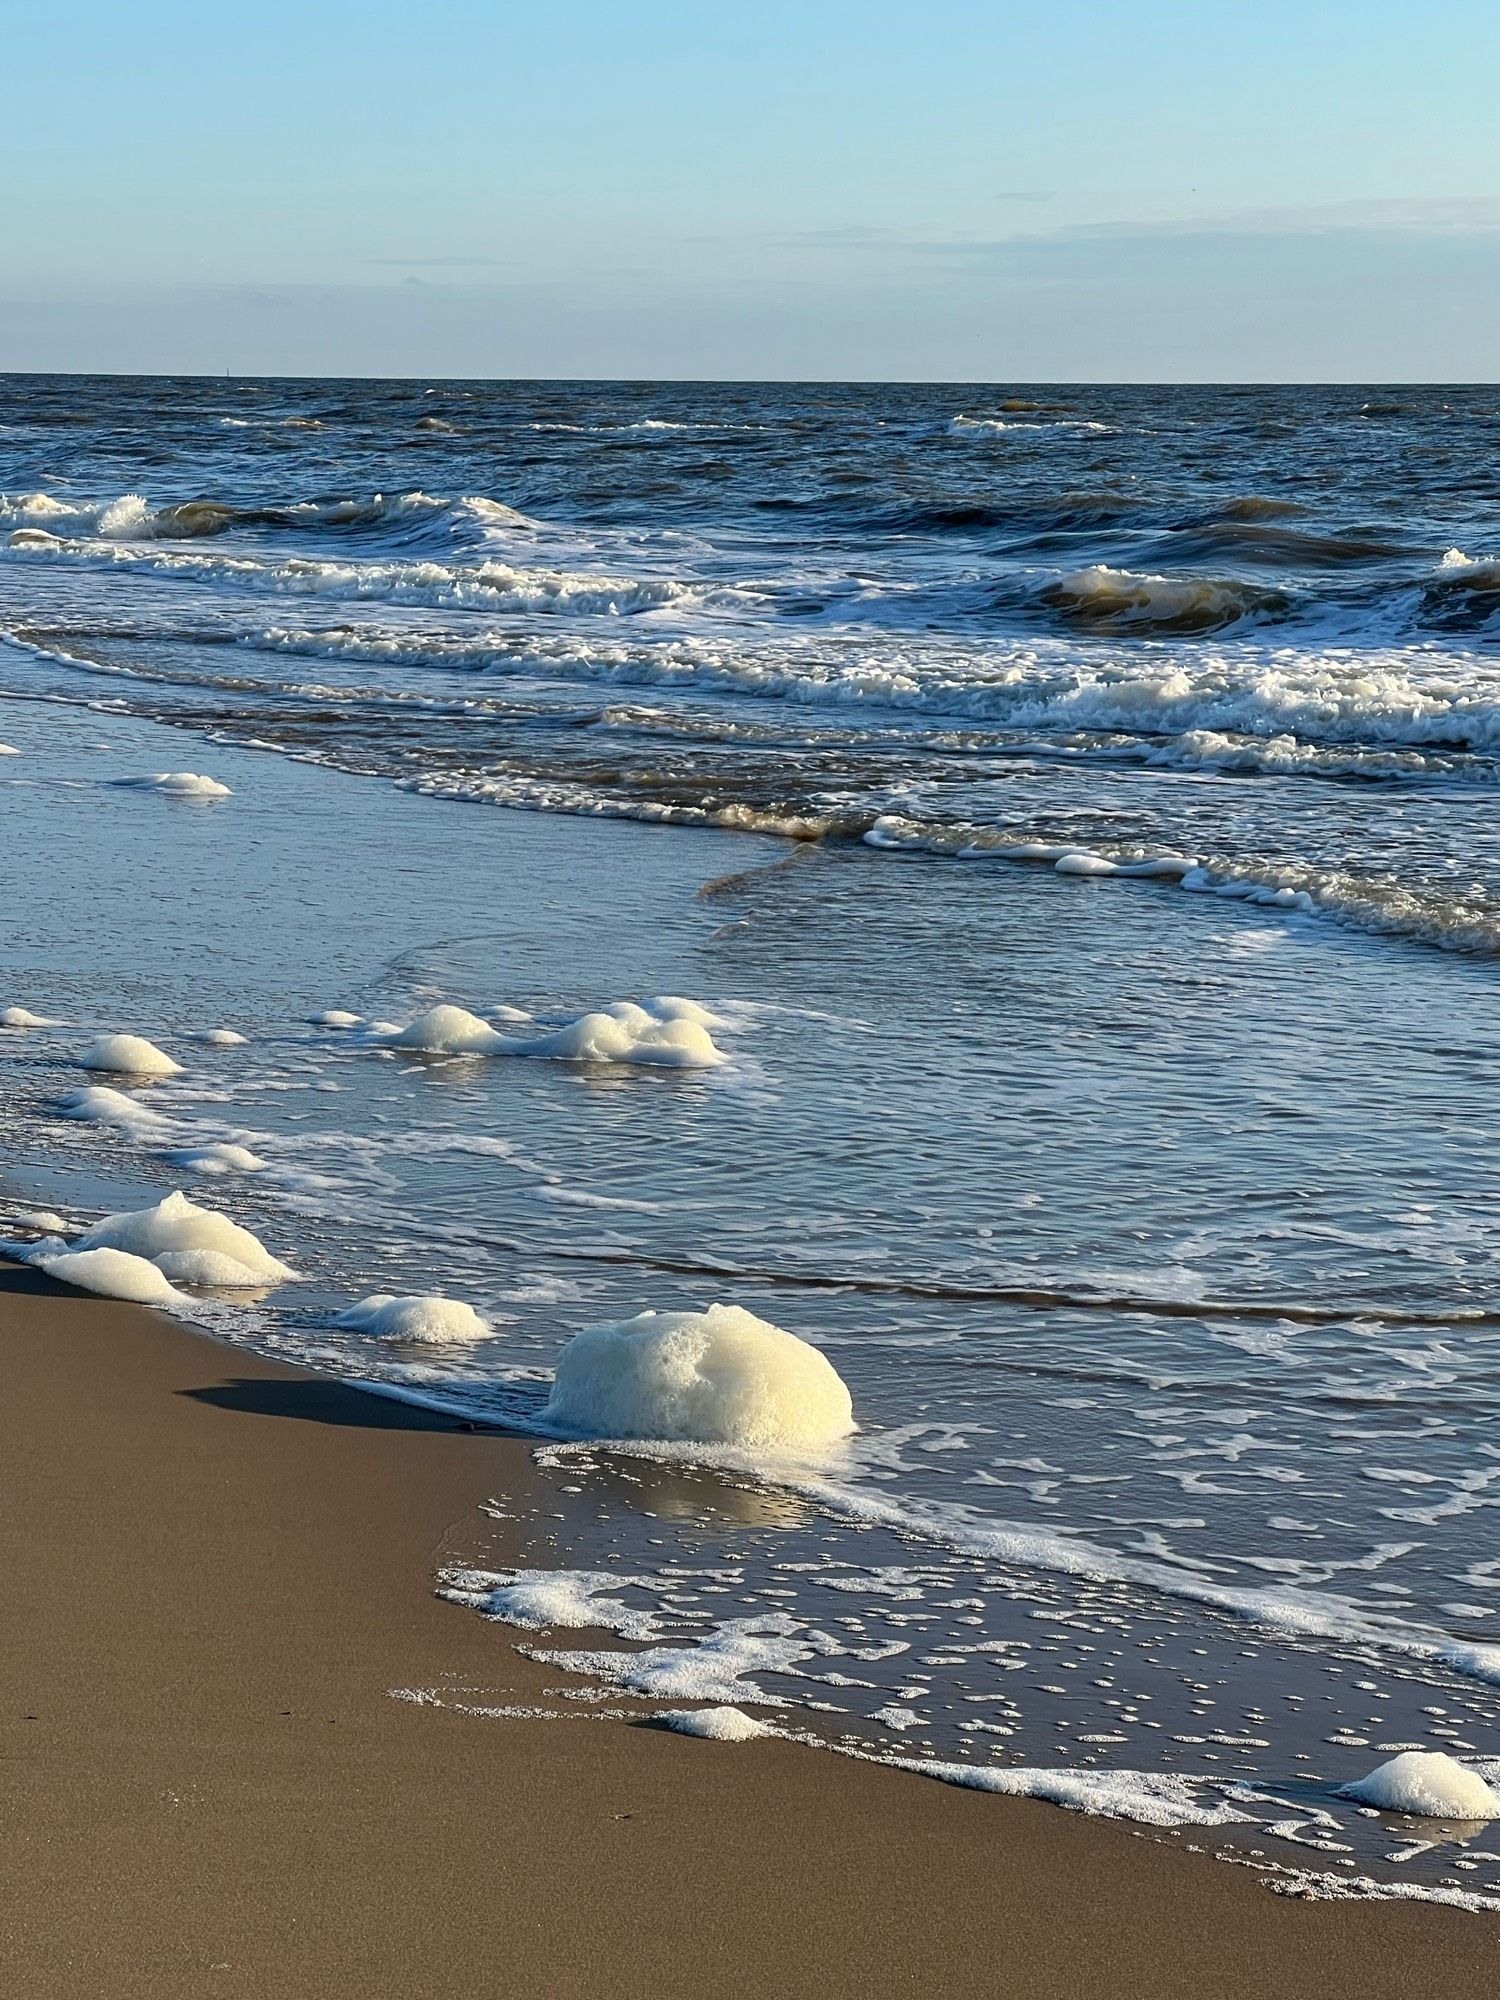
[2,376,1499,1904]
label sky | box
[3,0,1498,380]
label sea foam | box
[542,1304,855,1453]
[1341,1752,1499,1819]
[36,1245,190,1306]
[72,1190,296,1284]
[78,1034,183,1077]
[334,1293,488,1343]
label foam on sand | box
[2,1005,60,1027]
[1340,1752,1499,1819]
[79,1034,183,1077]
[542,1303,855,1453]
[438,1566,660,1639]
[659,1706,772,1742]
[119,771,232,799]
[73,1189,297,1284]
[35,1245,189,1307]
[334,1292,488,1343]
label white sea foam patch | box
[71,1190,296,1286]
[58,1083,177,1141]
[1340,1752,1499,1819]
[114,771,232,800]
[885,1755,1247,1829]
[166,1141,267,1176]
[335,1293,488,1343]
[34,1245,190,1307]
[0,742,19,755]
[2,1005,60,1028]
[532,1612,814,1707]
[378,998,727,1069]
[438,1566,663,1640]
[660,1706,773,1741]
[542,1304,856,1454]
[78,1033,182,1077]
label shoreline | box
[2,1258,1496,1997]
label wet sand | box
[0,1258,1495,2000]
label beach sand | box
[1,1257,1495,1999]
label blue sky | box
[4,1,1498,378]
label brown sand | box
[0,1259,1495,1999]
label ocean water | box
[2,377,1499,1903]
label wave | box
[0,488,537,544]
[2,530,719,619]
[1037,565,1291,635]
[241,622,1500,758]
[863,816,1500,958]
[1423,549,1500,628]
[950,414,1115,437]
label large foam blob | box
[660,1706,772,1742]
[37,1246,189,1306]
[79,1033,182,1077]
[334,1292,489,1343]
[122,771,232,799]
[1341,1751,1499,1819]
[2,1005,58,1028]
[384,1005,507,1054]
[542,1304,855,1453]
[73,1190,296,1284]
[526,1009,724,1069]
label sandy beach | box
[0,1256,1493,1999]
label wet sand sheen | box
[1,1260,1495,1999]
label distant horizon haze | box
[4,1,1498,380]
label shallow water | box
[2,378,1499,1905]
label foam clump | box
[0,742,19,756]
[644,995,726,1028]
[167,1141,267,1176]
[660,1706,772,1742]
[1340,1752,1499,1819]
[311,1009,363,1028]
[13,1209,68,1234]
[384,1004,507,1055]
[194,1028,248,1046]
[3,1005,60,1028]
[126,772,232,799]
[73,1189,296,1284]
[527,1006,724,1069]
[59,1085,174,1135]
[79,1034,183,1077]
[334,1293,488,1343]
[154,1247,273,1287]
[542,1303,855,1453]
[36,1246,189,1307]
